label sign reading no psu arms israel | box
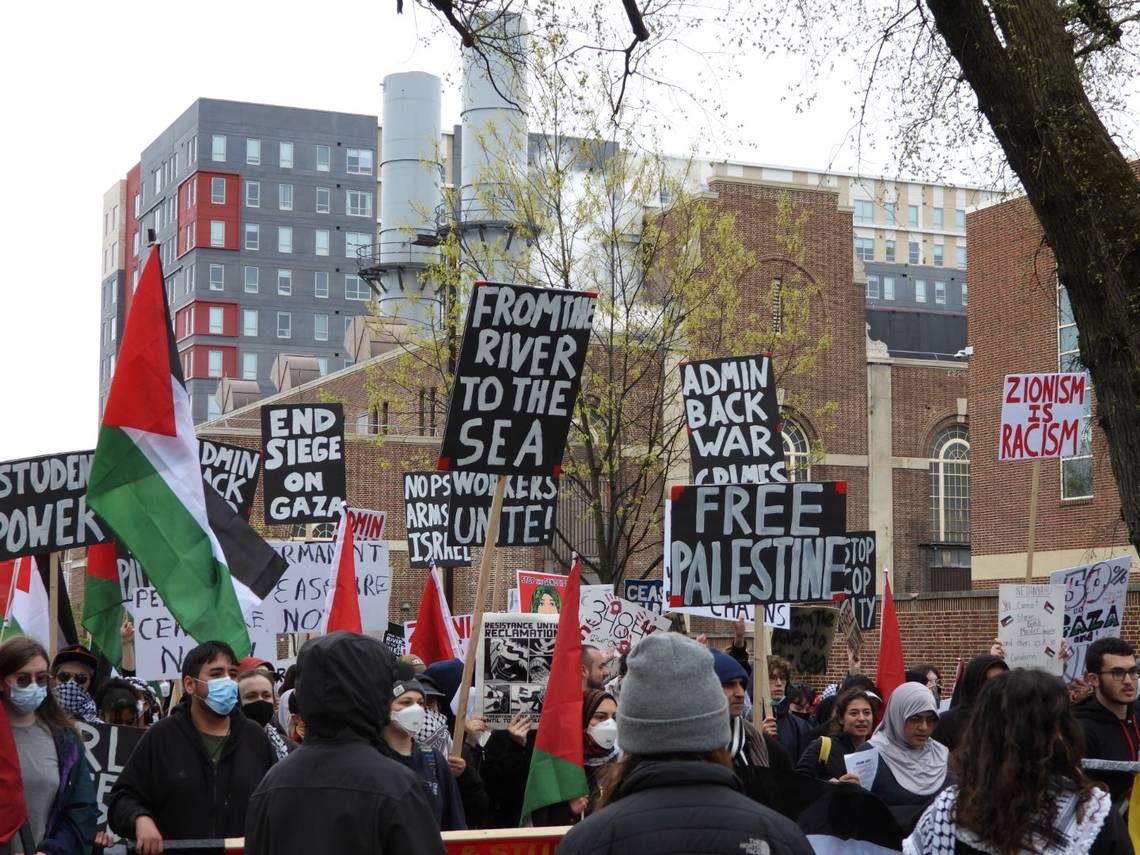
[438,282,596,475]
[667,481,848,606]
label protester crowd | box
[3,618,1138,854]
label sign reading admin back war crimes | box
[999,372,1088,460]
[199,439,261,519]
[681,354,786,484]
[261,404,346,524]
[476,613,559,728]
[1051,556,1130,682]
[0,450,111,560]
[438,282,596,475]
[667,482,847,606]
[842,531,877,631]
[78,721,145,826]
[404,472,471,568]
[449,473,559,547]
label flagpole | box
[48,553,60,659]
[752,621,772,727]
[451,474,508,757]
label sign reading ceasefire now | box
[999,373,1088,461]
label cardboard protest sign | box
[771,607,837,674]
[404,472,471,568]
[0,450,111,560]
[476,612,558,727]
[622,579,664,614]
[842,531,877,631]
[999,372,1088,460]
[437,282,596,476]
[263,539,390,634]
[579,591,671,656]
[836,599,863,653]
[261,404,346,524]
[518,571,569,614]
[449,472,558,547]
[998,583,1065,676]
[1051,556,1130,682]
[405,613,474,660]
[344,506,387,541]
[199,439,261,519]
[77,722,145,826]
[680,354,786,484]
[667,482,848,606]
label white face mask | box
[588,718,619,750]
[391,703,426,735]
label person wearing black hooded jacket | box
[930,654,1008,751]
[243,632,443,855]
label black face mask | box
[242,700,274,727]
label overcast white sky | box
[1,1,1134,461]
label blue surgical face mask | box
[8,683,47,714]
[196,677,238,716]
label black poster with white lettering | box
[680,354,786,485]
[842,531,877,632]
[261,405,346,525]
[437,282,596,476]
[77,721,145,826]
[448,472,559,547]
[667,481,847,606]
[404,471,472,568]
[0,450,111,560]
[199,439,261,519]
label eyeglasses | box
[10,672,50,688]
[1098,668,1140,681]
[53,671,91,687]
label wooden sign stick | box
[752,619,773,729]
[1025,458,1042,581]
[48,553,60,659]
[451,474,508,756]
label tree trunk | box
[926,0,1140,555]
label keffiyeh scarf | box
[54,681,102,724]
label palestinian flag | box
[0,706,26,843]
[409,565,461,665]
[520,558,587,824]
[0,556,50,646]
[82,541,124,667]
[87,246,286,658]
[875,570,905,705]
[322,510,362,633]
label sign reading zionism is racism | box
[999,373,1088,460]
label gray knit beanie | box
[617,633,729,756]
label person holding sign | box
[0,636,97,855]
[1074,637,1140,807]
[796,687,881,782]
[866,683,949,812]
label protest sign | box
[449,472,558,547]
[263,539,390,634]
[475,612,558,727]
[842,531,877,631]
[1051,556,1130,682]
[442,828,567,854]
[77,721,145,826]
[437,282,596,476]
[771,607,837,674]
[836,599,863,653]
[680,354,786,485]
[0,450,111,561]
[517,571,569,613]
[622,579,663,614]
[999,373,1088,460]
[116,544,149,610]
[667,482,848,606]
[998,583,1065,676]
[261,404,346,524]
[383,622,407,657]
[199,439,261,519]
[405,472,471,568]
[844,745,879,791]
[405,613,474,660]
[579,591,671,656]
[344,506,387,541]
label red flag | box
[876,570,905,705]
[323,512,362,633]
[0,709,26,842]
[409,566,460,665]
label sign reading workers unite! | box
[999,372,1088,461]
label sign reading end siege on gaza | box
[1000,372,1088,461]
[668,482,847,606]
[404,472,471,568]
[449,472,559,547]
[261,404,346,524]
[199,439,261,519]
[0,451,111,561]
[681,354,786,484]
[438,282,596,475]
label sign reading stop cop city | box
[999,373,1088,461]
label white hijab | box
[870,682,949,796]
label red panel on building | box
[177,344,238,380]
[174,300,239,341]
[123,164,141,317]
[176,171,241,257]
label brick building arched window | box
[927,424,970,590]
[781,418,812,482]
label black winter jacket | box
[558,759,815,855]
[795,731,865,781]
[244,632,444,855]
[107,701,276,847]
[1074,695,1140,805]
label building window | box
[346,232,371,258]
[244,266,259,293]
[347,148,374,175]
[243,308,258,336]
[345,274,369,301]
[932,207,944,229]
[246,181,260,208]
[211,134,226,162]
[207,397,221,421]
[1058,283,1093,499]
[781,418,811,482]
[133,231,140,257]
[208,349,223,378]
[316,187,330,214]
[316,144,330,172]
[884,202,896,224]
[314,313,329,341]
[316,357,329,376]
[208,306,224,334]
[933,244,944,266]
[961,282,968,306]
[854,237,874,262]
[211,177,226,204]
[956,245,967,269]
[908,241,920,264]
[935,280,947,304]
[315,229,330,256]
[884,240,896,262]
[245,223,260,250]
[242,352,257,380]
[246,138,261,165]
[278,269,293,296]
[210,221,225,247]
[280,141,294,169]
[883,276,896,300]
[346,190,373,218]
[866,274,880,299]
[279,183,293,211]
[314,271,329,298]
[908,204,919,227]
[854,200,873,223]
[915,279,927,302]
[278,226,293,254]
[277,312,292,339]
[930,425,970,543]
[209,264,224,291]
[955,208,966,230]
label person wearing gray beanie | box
[559,633,814,855]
